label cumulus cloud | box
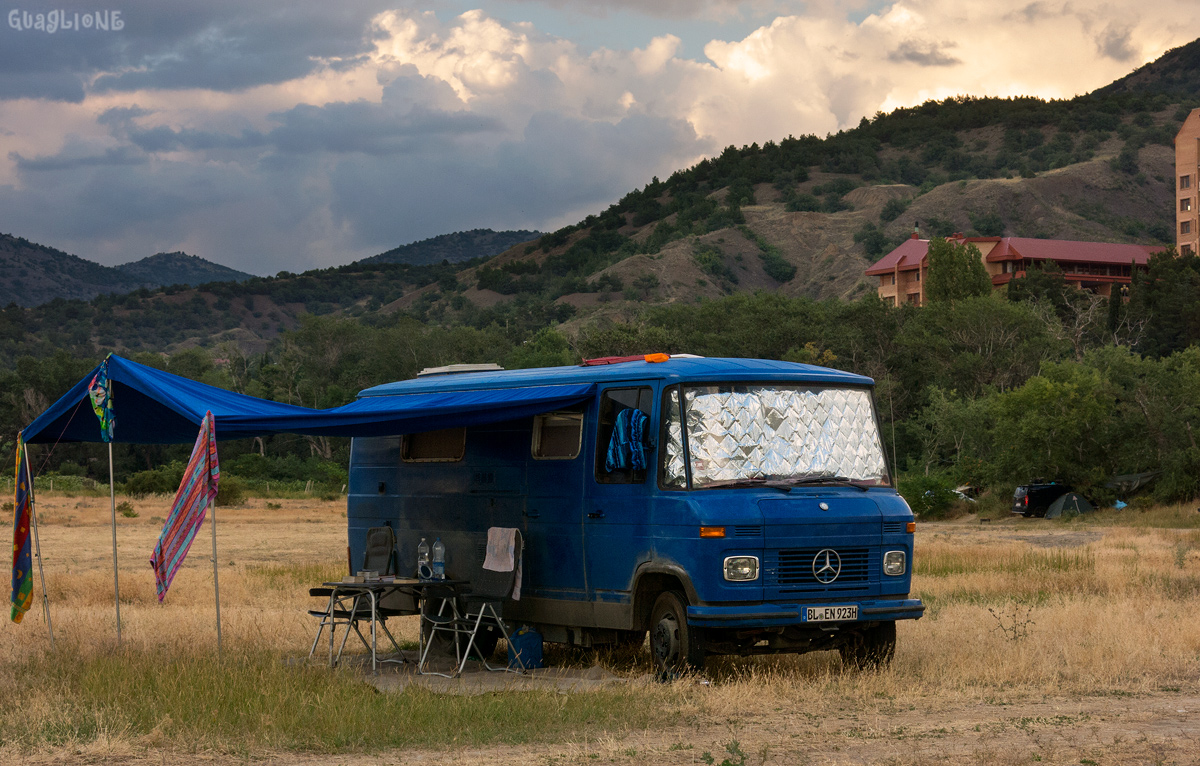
[888,40,961,67]
[0,0,1198,273]
[1096,22,1138,62]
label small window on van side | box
[532,411,583,459]
[595,387,653,484]
[401,428,466,462]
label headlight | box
[883,550,906,576]
[723,555,759,581]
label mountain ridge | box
[116,251,255,287]
[1,37,1198,357]
[359,229,543,266]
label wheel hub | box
[651,615,679,664]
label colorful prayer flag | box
[11,439,34,623]
[87,356,115,442]
[150,412,219,602]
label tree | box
[1006,261,1072,314]
[924,237,992,302]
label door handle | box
[588,510,605,519]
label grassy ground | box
[1,494,1199,763]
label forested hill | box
[0,234,252,307]
[2,38,1200,359]
[359,229,543,266]
[0,233,144,307]
[1095,38,1200,96]
[115,252,254,287]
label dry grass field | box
[1,494,1199,765]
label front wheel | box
[839,621,896,670]
[649,591,705,673]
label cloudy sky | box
[1,0,1197,274]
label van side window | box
[532,411,583,459]
[595,387,652,484]
[659,387,686,489]
[401,428,466,462]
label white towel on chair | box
[483,527,521,600]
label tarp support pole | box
[26,446,53,650]
[108,442,121,648]
[210,496,222,658]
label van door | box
[584,384,655,626]
[524,409,589,602]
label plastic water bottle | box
[416,538,430,578]
[432,538,446,580]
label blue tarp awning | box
[22,355,595,444]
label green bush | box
[880,197,910,223]
[123,463,185,498]
[785,193,821,212]
[217,476,247,507]
[897,474,958,519]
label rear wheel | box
[839,621,896,670]
[649,591,706,673]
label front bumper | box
[687,598,925,628]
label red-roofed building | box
[864,234,1161,306]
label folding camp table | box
[313,578,470,673]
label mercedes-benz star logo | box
[812,549,842,583]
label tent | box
[1044,492,1093,519]
[18,354,596,650]
[23,354,596,444]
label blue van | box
[347,355,923,671]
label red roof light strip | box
[582,353,670,366]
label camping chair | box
[418,527,526,678]
[307,586,372,665]
[307,526,411,665]
[359,525,413,659]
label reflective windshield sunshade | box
[664,386,888,487]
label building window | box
[1182,175,1192,190]
[1183,198,1192,212]
[915,270,921,282]
[1183,221,1193,236]
[1184,244,1195,256]
[890,274,896,285]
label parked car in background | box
[1012,482,1072,517]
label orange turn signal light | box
[906,522,916,533]
[699,526,726,538]
[644,353,670,363]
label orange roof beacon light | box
[643,353,670,363]
[699,526,726,538]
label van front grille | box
[770,547,871,587]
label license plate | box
[805,605,858,622]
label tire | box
[649,591,706,673]
[839,621,897,670]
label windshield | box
[662,384,890,489]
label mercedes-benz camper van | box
[347,355,923,671]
